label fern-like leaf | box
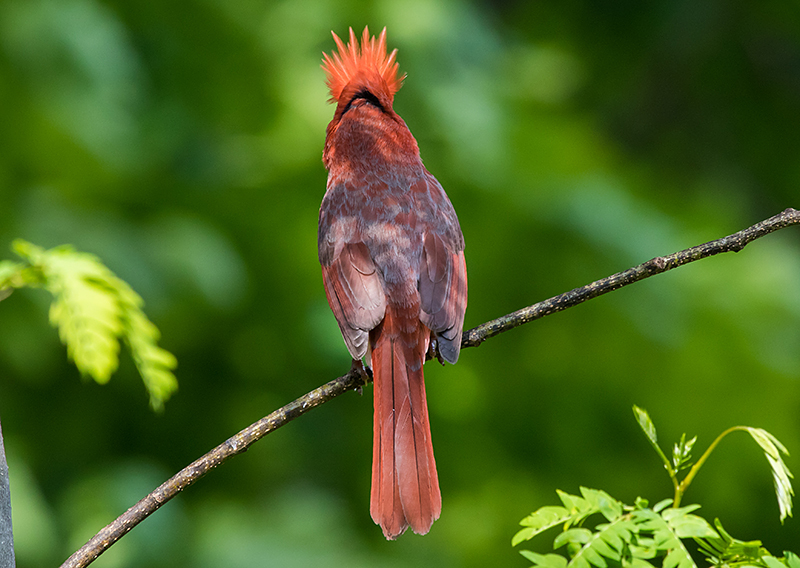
[661,505,718,539]
[744,428,794,522]
[521,551,569,568]
[631,504,717,568]
[567,517,636,568]
[514,506,572,546]
[579,487,623,522]
[695,519,776,568]
[122,308,178,410]
[33,245,125,383]
[5,240,178,409]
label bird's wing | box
[417,177,467,364]
[321,241,387,360]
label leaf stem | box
[651,439,679,497]
[674,426,745,507]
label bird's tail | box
[369,308,441,539]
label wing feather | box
[322,242,386,359]
[419,233,467,364]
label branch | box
[61,207,799,568]
[0,419,15,568]
[60,366,370,568]
[464,207,800,346]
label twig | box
[61,366,371,568]
[61,207,799,568]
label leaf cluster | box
[0,239,177,409]
[633,406,793,522]
[514,488,796,568]
[514,407,796,568]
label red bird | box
[319,27,468,539]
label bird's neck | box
[323,103,421,177]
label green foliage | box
[2,0,799,564]
[632,406,793,521]
[694,519,799,568]
[514,407,796,568]
[745,428,795,523]
[0,239,177,409]
[672,434,697,476]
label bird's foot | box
[350,359,373,394]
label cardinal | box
[318,27,468,539]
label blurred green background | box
[1,0,799,566]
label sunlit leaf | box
[633,406,657,445]
[568,517,635,568]
[514,506,571,546]
[652,499,672,513]
[520,551,569,568]
[786,551,800,568]
[5,239,178,408]
[631,508,697,568]
[745,428,794,522]
[554,527,592,549]
[695,519,769,566]
[764,556,787,568]
[672,434,696,473]
[580,487,623,522]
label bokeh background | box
[1,0,799,566]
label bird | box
[318,26,468,539]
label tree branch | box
[60,207,799,568]
[464,207,800,346]
[0,418,15,568]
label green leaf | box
[0,260,22,286]
[632,405,675,479]
[557,490,598,526]
[0,260,20,302]
[764,557,787,568]
[520,551,569,568]
[121,304,178,411]
[660,504,699,518]
[633,406,657,445]
[663,547,688,568]
[659,504,718,540]
[624,558,657,568]
[745,428,794,522]
[558,490,590,513]
[672,434,696,473]
[652,499,672,513]
[568,516,635,568]
[694,518,774,568]
[6,239,178,409]
[554,528,592,549]
[630,508,697,568]
[666,515,717,539]
[514,505,572,546]
[44,250,125,383]
[580,487,623,522]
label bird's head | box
[322,27,405,119]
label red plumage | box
[319,27,467,539]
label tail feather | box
[370,309,441,539]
